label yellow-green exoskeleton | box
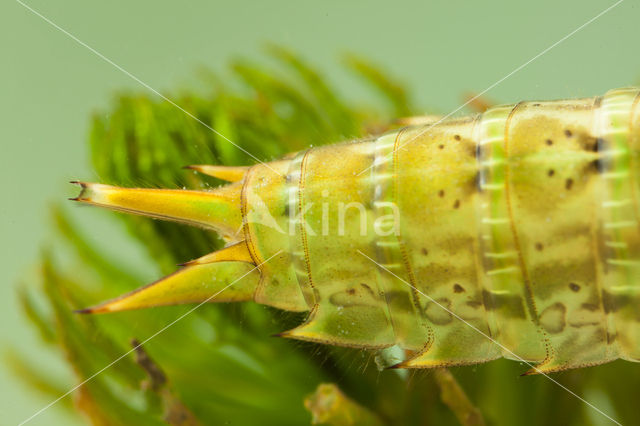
[73,87,640,374]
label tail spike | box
[70,182,243,237]
[184,165,249,182]
[76,261,260,314]
[180,241,254,266]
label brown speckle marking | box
[569,282,580,292]
[360,283,375,297]
[453,283,465,293]
[546,138,553,146]
[535,242,544,251]
[438,144,444,149]
[581,303,599,312]
[577,134,600,152]
[346,288,356,295]
[454,134,461,141]
[548,169,555,177]
[438,189,445,197]
[564,129,573,138]
[421,248,428,256]
[453,199,460,209]
[464,141,478,158]
[565,178,574,190]
[593,137,605,152]
[590,159,604,174]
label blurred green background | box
[2,0,640,425]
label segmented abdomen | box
[274,87,640,372]
[76,87,640,373]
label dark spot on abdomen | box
[590,159,604,174]
[581,303,600,312]
[565,178,574,190]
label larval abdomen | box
[75,87,640,373]
[284,87,640,372]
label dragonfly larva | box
[72,87,640,374]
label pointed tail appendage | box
[70,171,265,314]
[76,261,260,313]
